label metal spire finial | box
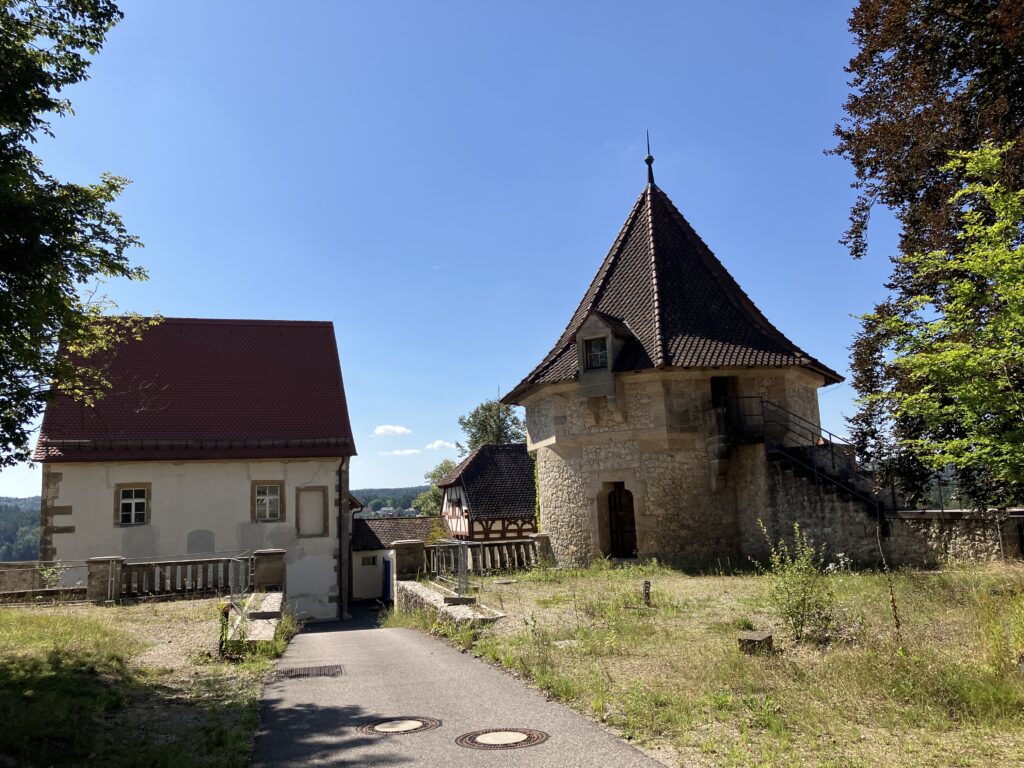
[645,130,654,185]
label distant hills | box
[0,496,40,562]
[351,486,429,513]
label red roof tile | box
[504,181,843,403]
[35,318,356,462]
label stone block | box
[391,539,425,581]
[253,549,286,592]
[530,533,555,566]
[738,631,773,655]
[86,556,124,603]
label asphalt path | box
[251,606,663,767]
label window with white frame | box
[118,487,148,525]
[361,555,377,567]
[254,483,282,521]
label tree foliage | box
[835,1,1024,503]
[0,495,39,561]
[1,0,152,468]
[412,459,456,517]
[455,399,525,456]
[832,0,1024,261]
[860,144,1024,507]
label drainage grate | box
[455,728,549,750]
[358,717,442,736]
[277,664,345,679]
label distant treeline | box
[0,496,40,562]
[351,486,429,512]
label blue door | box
[382,559,392,601]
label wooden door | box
[608,484,637,558]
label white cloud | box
[425,439,456,450]
[379,448,421,456]
[374,424,411,436]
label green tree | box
[412,459,457,517]
[860,144,1024,508]
[455,399,525,456]
[833,0,1024,495]
[1,0,153,468]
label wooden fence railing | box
[120,556,248,598]
[424,538,538,576]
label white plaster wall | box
[352,549,388,599]
[47,458,342,620]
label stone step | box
[224,591,281,651]
[249,591,283,619]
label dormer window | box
[585,337,608,370]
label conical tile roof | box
[504,180,842,403]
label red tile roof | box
[504,181,843,403]
[35,318,356,462]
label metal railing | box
[727,396,884,520]
[431,538,470,596]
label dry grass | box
[447,560,1024,768]
[0,598,281,767]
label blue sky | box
[0,1,899,497]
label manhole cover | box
[455,728,549,750]
[277,664,345,678]
[358,717,442,735]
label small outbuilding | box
[351,516,449,600]
[437,443,537,541]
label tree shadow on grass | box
[0,647,262,768]
[0,649,129,767]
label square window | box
[253,483,284,522]
[585,337,608,370]
[116,486,148,526]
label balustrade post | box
[86,556,124,603]
[530,533,555,567]
[391,540,425,581]
[253,548,286,592]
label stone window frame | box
[251,480,286,523]
[114,482,152,527]
[584,336,609,370]
[294,485,329,538]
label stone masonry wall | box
[530,368,1013,572]
[535,445,597,566]
[534,374,740,569]
[731,443,1017,566]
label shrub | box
[758,521,836,643]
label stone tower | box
[502,157,843,568]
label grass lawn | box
[0,598,291,767]
[391,561,1024,767]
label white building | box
[35,318,357,620]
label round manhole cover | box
[455,728,549,750]
[357,717,441,736]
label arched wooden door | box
[608,483,637,558]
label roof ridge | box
[146,317,335,327]
[645,185,665,368]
